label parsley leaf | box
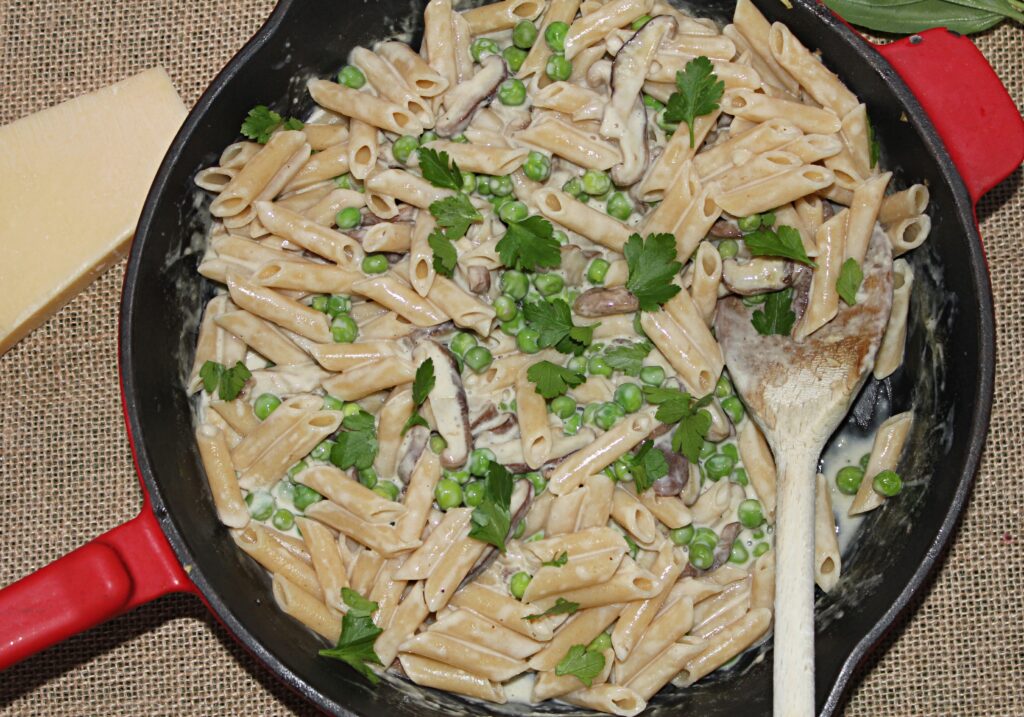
[241,105,303,144]
[403,359,435,434]
[496,216,561,272]
[663,56,725,147]
[630,440,669,494]
[199,360,251,401]
[427,230,458,278]
[526,360,586,400]
[319,588,383,684]
[331,409,378,470]
[430,194,482,240]
[523,300,595,356]
[602,341,651,377]
[555,644,606,687]
[542,551,569,568]
[672,410,713,463]
[744,225,815,267]
[624,233,682,310]
[751,288,796,336]
[622,531,640,559]
[417,147,463,191]
[642,385,690,405]
[837,258,863,306]
[524,597,581,621]
[468,461,514,552]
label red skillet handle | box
[875,29,1024,205]
[0,505,194,670]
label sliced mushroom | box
[465,265,491,294]
[408,320,456,342]
[574,286,640,317]
[610,97,650,187]
[361,204,416,225]
[586,59,612,90]
[561,244,590,286]
[603,15,676,141]
[435,55,506,137]
[396,425,430,484]
[470,402,499,431]
[413,340,472,469]
[721,257,794,295]
[653,448,689,496]
[710,219,743,238]
[710,522,742,571]
[682,460,702,506]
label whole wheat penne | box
[271,573,342,642]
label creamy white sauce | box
[820,430,873,555]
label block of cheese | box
[0,67,187,354]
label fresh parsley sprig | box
[555,644,606,687]
[524,597,580,621]
[663,56,725,147]
[526,360,586,400]
[602,341,652,377]
[744,225,815,267]
[402,359,435,434]
[643,386,714,463]
[542,551,569,568]
[751,288,797,337]
[624,233,683,310]
[496,215,562,272]
[430,193,482,241]
[629,440,669,494]
[199,360,251,401]
[419,151,482,278]
[319,588,384,684]
[428,230,458,278]
[468,460,514,552]
[418,147,464,191]
[241,105,303,144]
[836,258,863,306]
[523,299,595,356]
[331,409,379,470]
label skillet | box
[1,1,1021,714]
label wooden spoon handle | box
[773,449,819,717]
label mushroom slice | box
[435,55,506,137]
[465,265,491,294]
[710,522,742,571]
[413,340,472,469]
[721,257,794,295]
[602,15,676,141]
[710,219,743,238]
[561,244,590,286]
[574,286,640,317]
[653,448,688,496]
[397,425,430,484]
[610,97,650,187]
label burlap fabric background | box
[0,1,1020,714]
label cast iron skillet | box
[1,1,1021,714]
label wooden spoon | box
[714,229,894,716]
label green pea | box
[511,328,537,354]
[631,14,653,30]
[585,258,610,285]
[310,439,335,461]
[753,542,770,557]
[752,529,765,540]
[733,467,749,486]
[287,460,308,478]
[545,54,572,81]
[276,479,296,503]
[491,194,512,214]
[513,19,538,49]
[500,314,526,336]
[642,93,665,112]
[534,273,564,297]
[699,440,716,460]
[373,481,400,501]
[567,356,588,374]
[721,445,740,463]
[582,170,611,196]
[525,471,547,494]
[513,520,526,539]
[717,239,739,259]
[357,467,378,489]
[656,108,678,133]
[414,131,436,146]
[476,175,493,195]
[486,297,515,325]
[449,332,478,358]
[729,540,749,564]
[470,37,501,62]
[550,395,577,419]
[498,78,527,106]
[435,478,463,510]
[499,200,529,223]
[860,453,871,470]
[337,65,366,88]
[526,531,545,542]
[741,294,769,307]
[362,253,388,274]
[705,453,735,481]
[461,480,485,508]
[715,374,734,398]
[611,458,631,481]
[760,211,776,227]
[253,393,281,420]
[670,525,695,546]
[606,191,633,220]
[872,469,903,497]
[311,295,329,313]
[464,346,494,373]
[510,571,532,600]
[503,45,528,72]
[836,465,865,495]
[614,383,643,413]
[587,632,612,653]
[721,395,745,424]
[737,215,761,232]
[562,177,584,199]
[553,229,569,245]
[327,294,351,317]
[335,206,361,230]
[469,448,496,477]
[293,484,323,511]
[444,468,471,485]
[501,270,530,299]
[489,175,514,196]
[272,508,295,531]
[582,402,600,425]
[544,21,569,52]
[460,170,477,194]
[523,151,551,182]
[343,402,362,418]
[331,315,359,343]
[738,498,765,528]
[595,402,622,430]
[246,491,275,521]
[639,365,665,387]
[392,134,420,164]
[451,133,469,144]
[689,542,714,570]
[588,356,613,377]
[335,173,355,190]
[429,434,447,454]
[562,411,582,435]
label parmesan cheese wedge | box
[0,67,186,354]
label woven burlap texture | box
[0,2,1020,715]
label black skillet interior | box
[120,0,993,715]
